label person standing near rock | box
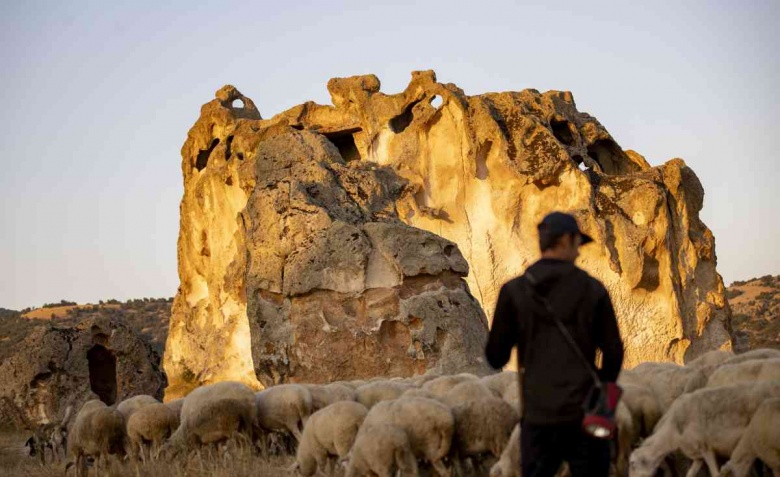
[485,211,625,477]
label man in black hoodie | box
[485,212,624,477]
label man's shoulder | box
[573,266,609,297]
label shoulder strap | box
[525,270,602,388]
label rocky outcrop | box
[0,316,164,426]
[165,72,732,395]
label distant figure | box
[485,211,624,477]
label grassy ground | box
[0,430,296,477]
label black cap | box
[538,212,593,245]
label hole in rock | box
[587,139,637,175]
[637,254,660,291]
[87,345,117,405]
[324,130,362,162]
[232,98,244,108]
[390,100,419,133]
[195,138,220,171]
[475,141,491,180]
[551,119,575,146]
[430,95,443,108]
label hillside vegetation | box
[726,274,780,351]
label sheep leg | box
[703,451,719,477]
[432,459,451,477]
[684,459,701,477]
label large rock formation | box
[165,71,731,396]
[0,316,164,426]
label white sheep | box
[706,358,780,388]
[164,397,185,419]
[161,381,257,456]
[402,387,437,400]
[615,400,637,477]
[66,399,126,477]
[293,401,368,476]
[629,381,780,477]
[620,382,663,438]
[302,383,356,411]
[255,384,313,444]
[363,396,454,476]
[355,380,413,409]
[620,363,707,409]
[686,350,735,370]
[441,380,496,407]
[422,373,480,398]
[345,423,419,477]
[480,371,518,400]
[450,396,519,475]
[126,402,180,462]
[489,424,519,477]
[720,348,780,367]
[718,397,780,477]
[116,394,160,422]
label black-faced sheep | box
[629,381,780,477]
[345,423,418,477]
[293,401,368,476]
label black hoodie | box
[485,258,624,424]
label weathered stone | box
[164,72,732,396]
[0,316,164,426]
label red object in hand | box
[582,382,622,440]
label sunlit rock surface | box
[164,73,731,397]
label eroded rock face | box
[164,74,732,395]
[0,316,164,426]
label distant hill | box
[1,298,172,359]
[726,275,780,352]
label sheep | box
[25,405,73,465]
[620,382,663,438]
[422,373,480,399]
[363,396,454,476]
[489,424,519,477]
[161,381,257,457]
[440,380,495,407]
[686,350,735,370]
[345,423,419,477]
[355,380,413,409]
[302,383,356,411]
[706,358,780,388]
[718,397,780,477]
[720,348,780,367]
[293,401,368,476]
[255,384,313,447]
[164,397,185,419]
[450,396,520,475]
[126,402,180,462]
[116,394,160,422]
[620,363,707,409]
[402,388,437,400]
[66,399,126,477]
[480,371,518,399]
[614,401,637,477]
[628,381,780,477]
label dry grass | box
[0,430,296,477]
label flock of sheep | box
[24,347,780,476]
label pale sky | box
[1,1,778,310]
